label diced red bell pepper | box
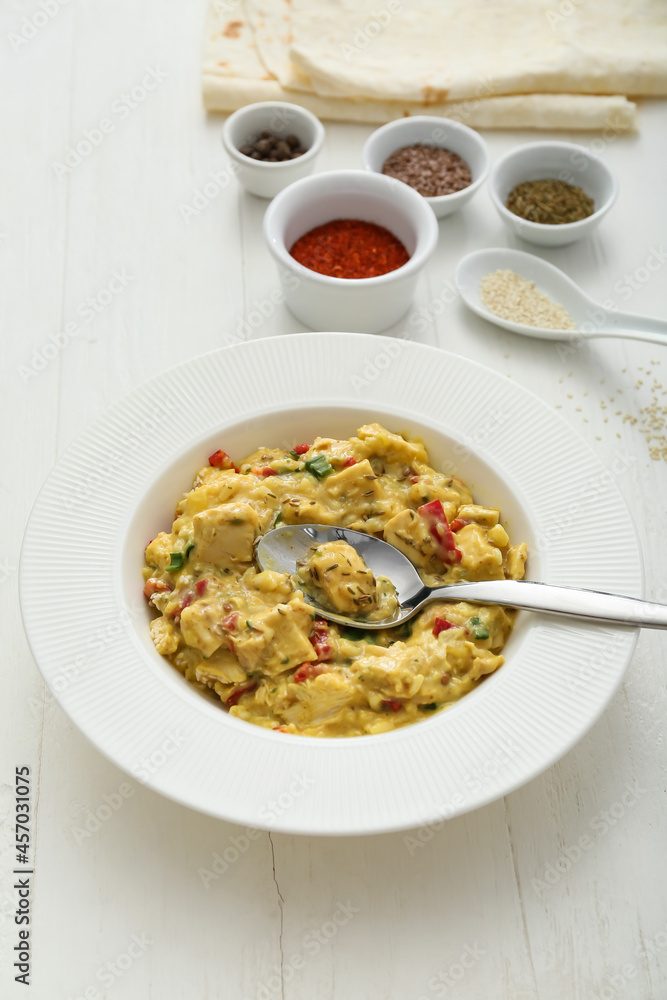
[382,699,402,712]
[449,518,470,532]
[433,616,455,637]
[293,662,327,683]
[293,443,310,455]
[143,578,172,599]
[195,579,208,596]
[222,611,240,631]
[310,620,332,661]
[410,475,421,484]
[418,499,462,565]
[343,457,357,467]
[259,467,278,477]
[225,682,257,707]
[273,725,289,732]
[172,592,193,622]
[208,449,235,470]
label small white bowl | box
[362,116,490,219]
[222,101,325,199]
[489,141,619,248]
[263,169,439,333]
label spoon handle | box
[591,309,667,345]
[428,580,667,628]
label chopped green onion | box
[272,510,283,528]
[185,543,195,557]
[289,450,300,459]
[304,454,334,479]
[167,552,184,571]
[470,616,490,640]
[420,703,439,711]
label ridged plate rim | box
[19,333,642,835]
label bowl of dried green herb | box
[489,141,618,248]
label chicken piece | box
[383,508,437,569]
[232,598,317,676]
[283,671,355,727]
[323,459,380,503]
[356,423,429,466]
[145,532,176,572]
[506,543,528,580]
[179,472,243,516]
[281,498,342,525]
[195,648,247,688]
[179,601,227,657]
[150,615,179,655]
[301,540,378,615]
[457,504,500,528]
[456,523,505,580]
[352,643,426,701]
[469,648,505,680]
[408,475,472,521]
[192,502,259,565]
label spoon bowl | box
[455,248,667,345]
[257,523,667,630]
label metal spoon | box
[256,523,667,630]
[455,248,667,345]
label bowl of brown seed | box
[362,116,490,219]
[222,101,325,199]
[489,140,619,248]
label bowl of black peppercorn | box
[223,102,325,199]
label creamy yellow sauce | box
[142,424,527,737]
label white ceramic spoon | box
[455,248,667,345]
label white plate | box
[20,334,642,836]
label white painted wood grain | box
[1,2,666,997]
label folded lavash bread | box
[202,0,651,129]
[287,0,667,102]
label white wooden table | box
[2,3,667,997]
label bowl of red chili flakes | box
[263,169,439,334]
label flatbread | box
[202,1,638,129]
[289,0,667,102]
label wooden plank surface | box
[1,2,666,998]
